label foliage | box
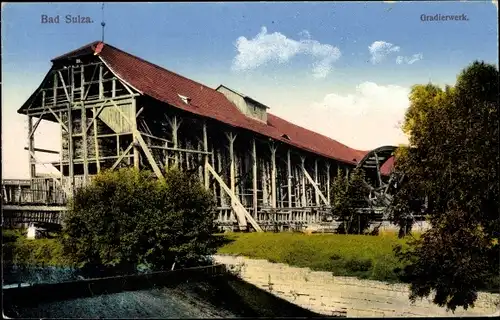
[218,232,410,283]
[61,168,222,274]
[392,61,499,311]
[2,229,68,267]
[330,168,372,234]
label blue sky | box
[2,1,498,178]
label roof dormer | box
[216,85,268,123]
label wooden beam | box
[99,64,104,100]
[81,102,89,181]
[203,122,209,189]
[85,102,107,133]
[287,149,292,208]
[326,163,331,205]
[133,129,164,179]
[226,132,237,196]
[27,116,35,180]
[67,105,74,198]
[59,112,64,180]
[149,145,211,155]
[131,99,140,169]
[252,138,258,217]
[167,115,180,167]
[110,142,134,170]
[138,132,170,144]
[206,163,263,232]
[93,106,101,173]
[270,143,277,209]
[57,71,71,102]
[300,157,306,206]
[301,161,328,206]
[24,147,59,155]
[314,159,320,206]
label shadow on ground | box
[4,273,330,318]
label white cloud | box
[298,30,311,39]
[303,82,410,149]
[232,26,341,78]
[396,53,423,65]
[368,41,400,64]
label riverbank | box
[214,254,500,317]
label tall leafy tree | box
[393,61,499,311]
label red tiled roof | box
[51,41,382,167]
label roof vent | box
[178,94,191,104]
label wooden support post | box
[81,102,89,181]
[262,161,268,206]
[93,106,101,172]
[59,112,64,179]
[217,150,226,207]
[203,122,209,189]
[300,157,306,207]
[171,116,179,167]
[99,64,104,100]
[314,159,319,206]
[226,132,237,196]
[27,116,35,180]
[287,149,292,208]
[252,138,258,217]
[326,163,331,205]
[270,143,277,209]
[68,105,74,197]
[112,79,116,98]
[131,99,140,169]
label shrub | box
[61,168,222,274]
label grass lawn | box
[216,231,417,283]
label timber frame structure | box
[16,41,395,232]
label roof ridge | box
[268,113,354,149]
[102,42,217,94]
[51,40,101,62]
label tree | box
[61,168,222,275]
[393,61,499,311]
[330,168,372,234]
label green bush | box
[61,168,223,273]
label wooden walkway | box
[2,179,67,226]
